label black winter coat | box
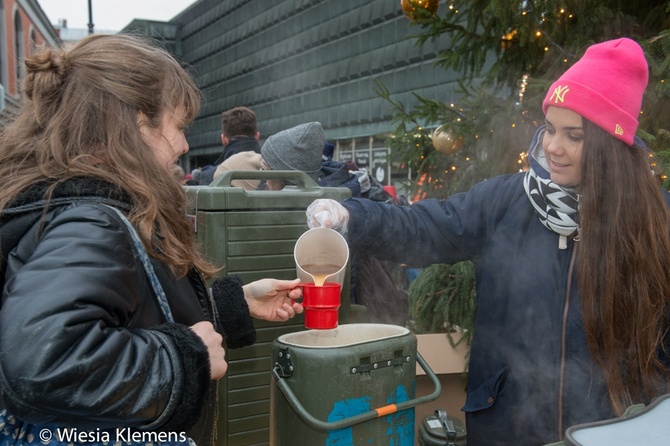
[0,179,254,446]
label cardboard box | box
[414,332,469,435]
[416,332,469,376]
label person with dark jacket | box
[199,107,260,185]
[306,38,670,444]
[262,122,406,324]
[0,34,302,446]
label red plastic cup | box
[302,282,341,329]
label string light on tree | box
[401,0,439,21]
[519,0,530,14]
[501,29,517,50]
[518,152,529,172]
[516,74,529,106]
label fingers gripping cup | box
[294,227,349,329]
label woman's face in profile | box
[140,107,189,170]
[542,106,585,188]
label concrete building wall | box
[127,0,460,182]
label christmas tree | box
[389,0,670,340]
[389,0,670,198]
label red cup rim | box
[302,282,340,288]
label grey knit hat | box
[261,122,324,180]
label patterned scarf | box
[523,127,581,238]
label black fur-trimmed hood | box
[3,177,133,218]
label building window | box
[30,29,36,54]
[14,9,23,84]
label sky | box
[39,0,196,32]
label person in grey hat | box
[261,122,324,189]
[261,122,405,326]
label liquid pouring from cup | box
[294,227,349,287]
[300,263,343,286]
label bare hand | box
[190,321,227,380]
[243,278,304,322]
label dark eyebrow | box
[544,118,583,131]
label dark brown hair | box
[0,33,218,278]
[221,106,257,138]
[577,119,670,414]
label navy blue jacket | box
[342,172,670,445]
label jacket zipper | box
[557,241,578,439]
[193,269,220,446]
[194,269,221,331]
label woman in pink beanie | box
[306,37,670,445]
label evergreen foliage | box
[386,1,670,339]
[384,1,670,198]
[407,262,476,347]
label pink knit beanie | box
[542,38,648,146]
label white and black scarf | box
[523,127,581,238]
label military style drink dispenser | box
[270,324,441,445]
[185,170,359,446]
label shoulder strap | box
[103,205,175,323]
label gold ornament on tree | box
[401,0,439,21]
[431,125,464,155]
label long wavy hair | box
[0,34,218,279]
[577,119,670,414]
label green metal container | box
[564,393,670,446]
[270,323,441,445]
[418,410,467,446]
[185,170,365,446]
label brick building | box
[0,0,58,126]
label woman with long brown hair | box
[0,34,302,446]
[306,37,670,445]
[577,118,670,417]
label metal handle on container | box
[210,169,320,188]
[271,351,442,433]
[436,409,457,446]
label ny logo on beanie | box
[549,85,570,104]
